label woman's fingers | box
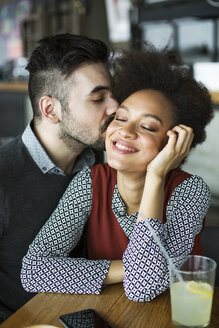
[170,124,194,156]
[147,124,194,177]
[166,129,178,153]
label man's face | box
[58,63,118,151]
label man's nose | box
[106,97,119,116]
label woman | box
[21,44,213,302]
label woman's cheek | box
[105,136,111,155]
[142,141,160,163]
[105,126,114,147]
[159,135,169,151]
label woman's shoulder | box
[165,168,211,204]
[165,168,208,190]
[166,168,192,185]
[69,163,116,189]
[67,165,92,190]
[90,163,116,179]
[89,163,117,195]
[165,168,211,202]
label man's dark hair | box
[26,33,110,120]
[112,44,214,149]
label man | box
[0,33,118,323]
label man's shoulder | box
[0,135,22,154]
[0,135,24,171]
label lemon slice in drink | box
[186,281,213,298]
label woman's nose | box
[119,124,137,139]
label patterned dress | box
[21,163,211,302]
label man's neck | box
[34,121,85,175]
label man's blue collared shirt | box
[22,122,95,176]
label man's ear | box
[39,96,61,124]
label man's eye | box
[115,117,126,122]
[93,98,104,103]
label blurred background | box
[0,0,218,225]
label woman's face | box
[106,89,174,173]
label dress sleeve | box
[122,175,211,302]
[21,166,110,295]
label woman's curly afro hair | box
[112,43,214,149]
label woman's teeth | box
[115,142,136,152]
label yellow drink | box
[170,280,213,327]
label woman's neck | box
[117,171,146,216]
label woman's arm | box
[103,260,124,285]
[21,166,112,295]
[123,125,211,302]
[123,175,211,302]
[137,125,194,222]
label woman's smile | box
[112,140,138,154]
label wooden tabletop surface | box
[1,285,219,328]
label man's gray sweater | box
[0,136,75,322]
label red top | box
[86,164,204,260]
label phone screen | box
[59,308,114,328]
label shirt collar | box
[22,121,95,176]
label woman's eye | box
[141,125,155,132]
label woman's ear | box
[39,96,61,124]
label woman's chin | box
[107,157,149,176]
[107,158,128,171]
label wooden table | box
[1,285,219,328]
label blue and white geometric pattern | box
[21,165,110,294]
[112,184,137,240]
[21,167,211,301]
[22,124,95,175]
[123,175,211,302]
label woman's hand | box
[137,125,194,222]
[147,124,194,178]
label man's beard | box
[58,112,113,151]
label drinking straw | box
[140,212,184,284]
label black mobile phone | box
[59,308,114,328]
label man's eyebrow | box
[89,86,110,94]
[120,105,162,124]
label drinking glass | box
[170,255,217,328]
